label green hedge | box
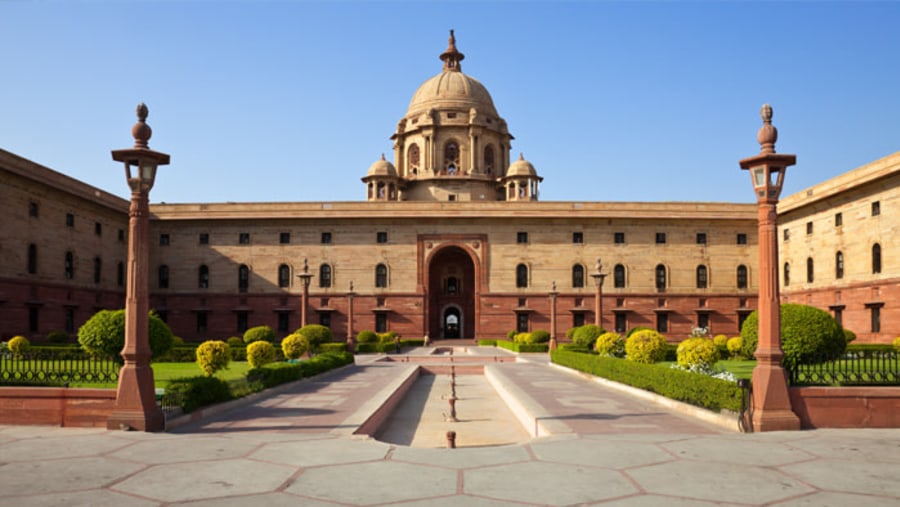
[356,342,397,354]
[246,351,354,389]
[478,339,497,346]
[319,342,348,354]
[165,376,233,413]
[10,345,94,360]
[496,340,549,353]
[846,344,895,354]
[551,349,742,412]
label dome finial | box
[440,29,465,72]
[756,103,778,154]
[131,102,152,149]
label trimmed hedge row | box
[551,349,742,412]
[496,340,549,353]
[247,352,354,389]
[478,339,498,346]
[165,376,233,413]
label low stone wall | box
[789,386,900,428]
[0,387,116,427]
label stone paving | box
[1,348,899,506]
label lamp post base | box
[750,363,801,432]
[107,364,165,432]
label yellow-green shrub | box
[247,341,276,368]
[893,336,900,352]
[594,332,624,357]
[676,338,719,369]
[8,335,31,356]
[514,332,531,344]
[625,329,667,364]
[282,332,310,360]
[713,334,729,348]
[726,336,743,357]
[226,336,244,349]
[195,340,231,377]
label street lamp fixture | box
[590,258,607,328]
[738,104,800,432]
[107,103,170,432]
[297,258,314,327]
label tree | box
[296,324,333,352]
[243,325,276,344]
[195,340,231,376]
[77,309,174,365]
[740,303,846,368]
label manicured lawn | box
[68,361,252,388]
[716,360,756,380]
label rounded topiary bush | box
[713,334,729,349]
[8,335,31,356]
[507,329,517,340]
[893,336,900,352]
[625,329,668,364]
[378,331,398,344]
[297,324,333,351]
[46,330,69,344]
[626,326,653,338]
[726,336,743,358]
[243,325,276,344]
[247,340,276,368]
[565,327,578,340]
[676,338,719,369]
[594,332,624,357]
[195,340,231,376]
[529,329,551,344]
[740,303,846,368]
[171,335,185,346]
[572,325,605,348]
[281,332,310,360]
[226,336,244,350]
[843,328,856,345]
[513,332,531,344]
[357,330,378,344]
[78,309,174,364]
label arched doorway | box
[427,246,476,339]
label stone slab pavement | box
[1,349,899,506]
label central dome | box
[405,30,498,118]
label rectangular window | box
[870,306,881,333]
[573,313,585,327]
[321,232,332,244]
[614,232,625,244]
[517,232,528,244]
[29,306,39,333]
[196,312,208,334]
[28,201,39,217]
[375,313,387,333]
[696,233,707,245]
[239,233,250,245]
[376,231,388,244]
[118,229,125,242]
[279,232,290,244]
[736,233,747,245]
[806,221,813,235]
[737,312,749,331]
[278,312,289,333]
[835,213,843,227]
[66,213,74,227]
[783,229,790,241]
[572,232,583,244]
[319,312,331,328]
[655,232,666,244]
[65,308,75,334]
[697,313,709,330]
[833,307,843,327]
[236,312,248,333]
[656,313,668,333]
[199,233,209,245]
[159,234,170,246]
[516,313,529,333]
[872,201,881,216]
[615,313,627,334]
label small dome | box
[507,153,537,177]
[367,154,398,178]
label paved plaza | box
[1,347,899,506]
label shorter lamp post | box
[590,258,607,329]
[346,281,356,353]
[738,104,800,432]
[548,281,559,351]
[297,258,314,327]
[107,103,170,432]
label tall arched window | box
[614,264,626,288]
[696,265,708,289]
[655,264,667,290]
[198,265,209,289]
[278,264,290,288]
[736,265,748,289]
[117,262,125,287]
[93,257,102,284]
[27,243,37,274]
[319,264,332,288]
[806,257,814,283]
[835,251,844,279]
[784,262,791,286]
[64,251,74,279]
[872,243,882,274]
[238,264,249,292]
[158,264,169,289]
[407,143,420,175]
[375,263,388,288]
[484,145,495,174]
[445,141,460,173]
[572,264,584,288]
[516,264,528,288]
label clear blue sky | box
[2,1,899,205]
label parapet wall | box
[789,386,900,428]
[0,387,116,427]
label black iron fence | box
[789,349,899,386]
[0,351,119,385]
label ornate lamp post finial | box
[757,103,778,155]
[132,102,152,149]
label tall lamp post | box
[590,258,607,328]
[297,258,314,327]
[738,104,800,432]
[548,281,559,351]
[108,103,170,432]
[346,281,356,352]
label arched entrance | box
[427,246,476,339]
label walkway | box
[1,348,899,506]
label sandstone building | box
[1,33,896,344]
